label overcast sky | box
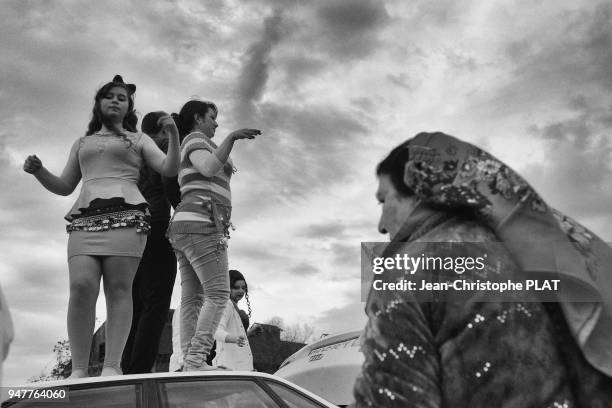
[2,0,612,384]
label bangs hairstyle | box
[86,79,138,141]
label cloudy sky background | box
[2,0,612,384]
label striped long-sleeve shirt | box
[170,132,234,234]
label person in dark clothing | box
[121,111,181,374]
[353,132,612,407]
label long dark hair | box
[86,76,138,146]
[230,269,252,318]
[171,99,218,140]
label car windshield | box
[265,382,326,408]
[160,379,278,408]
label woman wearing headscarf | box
[353,132,612,407]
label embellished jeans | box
[167,231,229,370]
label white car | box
[275,331,364,408]
[1,371,338,408]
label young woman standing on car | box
[23,75,180,377]
[167,99,260,371]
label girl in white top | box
[213,269,253,371]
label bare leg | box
[100,256,140,376]
[67,255,102,378]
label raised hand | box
[157,115,179,138]
[229,128,261,141]
[23,154,43,174]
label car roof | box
[12,370,295,388]
[5,371,337,407]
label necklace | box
[92,129,128,152]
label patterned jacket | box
[353,212,612,408]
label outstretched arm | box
[188,128,261,177]
[23,139,81,196]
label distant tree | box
[264,316,284,328]
[264,316,316,343]
[29,339,72,382]
[282,323,315,344]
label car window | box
[265,382,327,408]
[1,384,139,408]
[160,379,279,408]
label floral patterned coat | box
[352,213,612,408]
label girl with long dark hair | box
[23,75,180,377]
[212,269,254,371]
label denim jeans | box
[167,231,229,370]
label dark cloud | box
[298,222,350,240]
[259,103,368,147]
[290,262,320,276]
[282,57,327,86]
[235,9,286,121]
[317,0,389,33]
[413,0,470,26]
[228,102,370,203]
[525,95,612,237]
[386,73,417,91]
[314,0,390,59]
[465,2,612,133]
[504,2,612,96]
[0,1,221,137]
[580,2,612,87]
[445,50,478,72]
[350,97,375,111]
[533,115,591,144]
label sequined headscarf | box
[402,131,612,377]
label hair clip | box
[112,74,136,95]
